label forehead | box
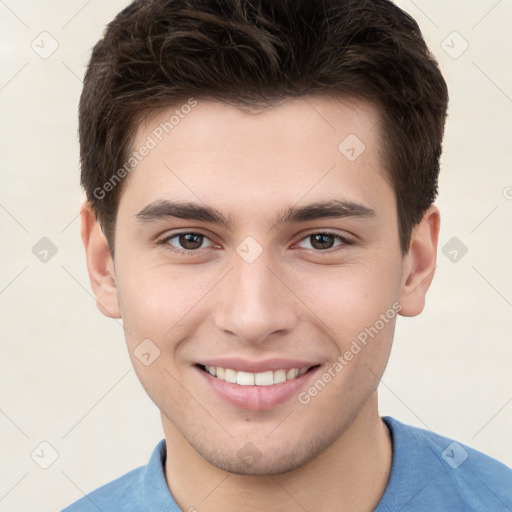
[118,96,393,225]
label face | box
[84,96,437,475]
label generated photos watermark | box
[93,98,198,200]
[298,302,402,405]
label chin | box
[192,431,335,476]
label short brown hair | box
[79,0,448,254]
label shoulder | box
[61,467,144,511]
[60,440,167,512]
[378,416,512,512]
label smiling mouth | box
[198,364,319,386]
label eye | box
[158,230,353,256]
[163,232,214,252]
[296,232,352,251]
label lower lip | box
[195,365,320,410]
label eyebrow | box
[135,199,376,229]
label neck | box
[163,394,392,512]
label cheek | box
[115,262,215,347]
[115,267,203,405]
[296,266,400,411]
[296,260,402,344]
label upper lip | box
[196,358,320,373]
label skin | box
[82,96,440,512]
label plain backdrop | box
[1,1,511,511]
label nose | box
[213,251,299,345]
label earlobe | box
[80,202,121,319]
[399,205,440,317]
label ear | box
[80,202,121,318]
[398,205,440,317]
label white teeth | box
[273,369,287,384]
[224,368,237,383]
[286,368,299,380]
[203,365,310,386]
[236,371,255,386]
[254,371,274,386]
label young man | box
[65,0,512,510]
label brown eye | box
[177,233,204,250]
[164,232,213,252]
[296,232,352,252]
[309,234,336,250]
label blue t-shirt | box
[61,416,512,511]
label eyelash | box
[157,231,355,256]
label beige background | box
[1,1,511,510]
